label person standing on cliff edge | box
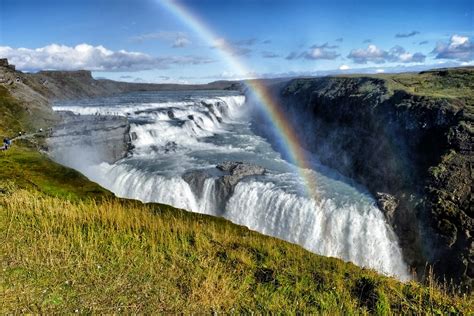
[2,137,11,150]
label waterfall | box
[50,90,411,281]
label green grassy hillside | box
[339,67,474,101]
[0,86,30,136]
[0,79,472,313]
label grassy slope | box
[0,86,30,136]
[339,67,474,102]
[0,80,472,313]
[342,68,474,123]
[381,68,474,103]
[0,147,111,200]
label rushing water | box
[52,90,410,280]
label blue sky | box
[0,0,473,83]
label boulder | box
[182,161,266,213]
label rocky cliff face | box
[272,69,473,290]
[0,61,57,132]
[183,161,266,213]
[22,69,240,101]
[46,112,131,165]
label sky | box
[0,0,473,83]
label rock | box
[201,101,223,123]
[164,141,178,153]
[214,161,265,212]
[215,161,266,190]
[182,161,266,213]
[217,161,266,177]
[376,192,398,224]
[47,112,131,164]
[182,170,210,199]
[437,219,458,247]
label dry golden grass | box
[1,188,472,314]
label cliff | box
[25,69,240,101]
[47,112,131,165]
[272,68,473,290]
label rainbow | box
[158,0,318,198]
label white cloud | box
[175,61,468,82]
[398,52,414,62]
[183,70,256,81]
[348,44,388,64]
[347,44,425,64]
[432,34,473,61]
[451,35,469,46]
[172,36,191,48]
[306,47,340,60]
[0,43,213,72]
[309,48,325,58]
[212,38,228,48]
[286,45,340,61]
[339,64,350,70]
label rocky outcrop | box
[183,161,266,212]
[182,170,210,199]
[376,192,398,224]
[214,162,266,211]
[216,161,266,178]
[47,112,131,164]
[0,60,57,132]
[268,69,473,290]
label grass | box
[381,68,474,101]
[0,86,30,136]
[0,84,56,138]
[339,67,474,102]
[1,188,472,313]
[0,146,111,200]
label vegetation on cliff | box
[0,86,31,136]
